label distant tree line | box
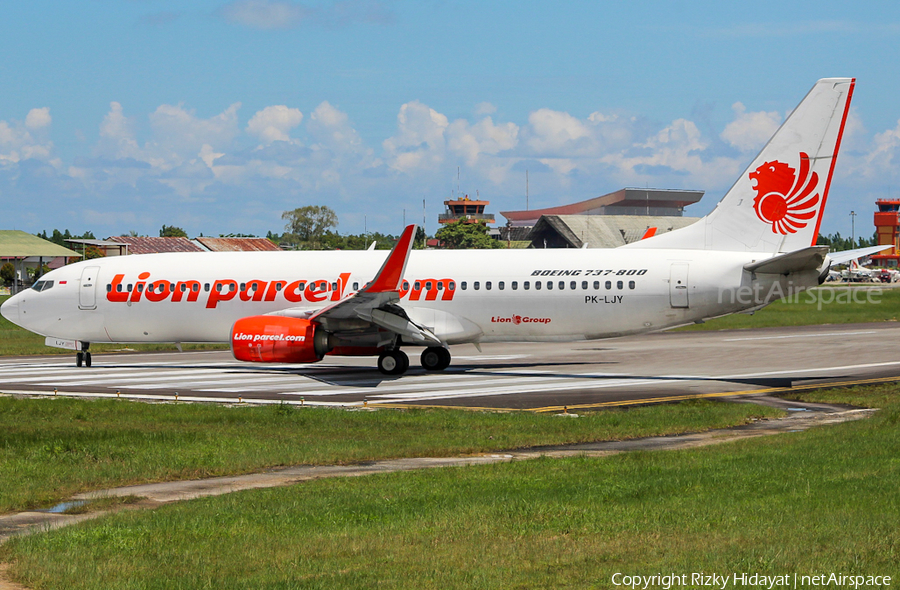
[817,231,877,251]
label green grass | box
[679,284,900,331]
[0,396,783,515]
[0,295,227,356]
[3,385,897,589]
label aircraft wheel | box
[378,350,409,376]
[85,352,92,368]
[421,346,451,371]
[76,352,83,367]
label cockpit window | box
[31,280,54,292]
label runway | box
[2,322,899,411]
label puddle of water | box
[38,500,88,514]
[787,408,811,412]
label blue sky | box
[2,0,900,240]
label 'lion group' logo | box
[749,152,820,234]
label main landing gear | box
[376,346,452,376]
[420,346,451,372]
[75,342,92,368]
[377,349,409,376]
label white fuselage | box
[1,247,814,347]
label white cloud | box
[149,103,241,163]
[474,102,497,116]
[526,108,592,155]
[25,107,51,130]
[97,102,141,159]
[383,100,449,172]
[720,102,782,152]
[0,109,54,164]
[220,0,393,30]
[220,0,312,30]
[447,116,518,167]
[247,105,304,144]
[307,101,360,151]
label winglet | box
[363,224,417,293]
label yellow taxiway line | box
[369,374,900,413]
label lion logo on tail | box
[749,152,820,234]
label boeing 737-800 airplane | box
[0,78,881,375]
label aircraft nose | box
[1,292,20,324]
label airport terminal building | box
[499,187,703,248]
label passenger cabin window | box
[629,281,636,289]
[547,281,553,290]
[535,281,541,290]
[558,281,564,290]
[582,281,588,290]
[605,281,612,290]
[461,281,467,290]
[204,283,210,292]
[524,281,530,290]
[512,281,518,290]
[474,281,480,290]
[354,282,360,291]
[593,281,600,290]
[486,281,492,290]
[617,280,624,290]
[449,282,455,291]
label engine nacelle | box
[231,316,332,363]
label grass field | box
[0,396,783,515]
[678,284,900,331]
[2,384,896,589]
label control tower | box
[871,199,900,268]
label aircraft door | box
[79,266,100,310]
[669,263,689,308]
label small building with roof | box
[105,236,205,255]
[194,237,282,252]
[0,230,81,293]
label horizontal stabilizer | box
[744,246,829,274]
[827,244,892,266]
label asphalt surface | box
[2,322,899,410]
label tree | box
[434,219,501,249]
[817,231,877,251]
[160,225,188,238]
[282,206,338,247]
[0,262,15,286]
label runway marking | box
[723,330,878,342]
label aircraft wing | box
[274,224,441,346]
